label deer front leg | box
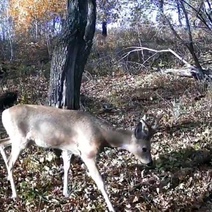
[82,155,115,212]
[62,150,72,197]
[0,146,17,198]
[7,138,28,198]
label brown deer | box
[0,104,162,212]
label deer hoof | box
[12,194,17,199]
[63,191,70,198]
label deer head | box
[124,113,163,166]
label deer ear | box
[134,121,148,139]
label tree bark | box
[48,0,96,110]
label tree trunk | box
[179,0,204,78]
[102,21,107,37]
[48,0,96,110]
[156,0,165,24]
[176,0,182,26]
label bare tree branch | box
[181,0,212,30]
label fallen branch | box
[120,46,193,68]
[119,46,212,80]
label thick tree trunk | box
[48,0,96,110]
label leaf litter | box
[0,71,212,211]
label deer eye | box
[142,147,147,152]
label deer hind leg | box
[81,155,115,212]
[7,137,29,198]
[0,146,17,199]
[62,150,72,197]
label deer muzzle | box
[146,159,153,167]
[137,153,153,166]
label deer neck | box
[104,128,133,150]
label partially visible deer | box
[0,104,162,212]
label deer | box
[0,104,163,212]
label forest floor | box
[0,70,212,211]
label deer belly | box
[34,138,52,148]
[34,138,69,149]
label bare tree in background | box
[0,0,14,60]
[155,0,205,79]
